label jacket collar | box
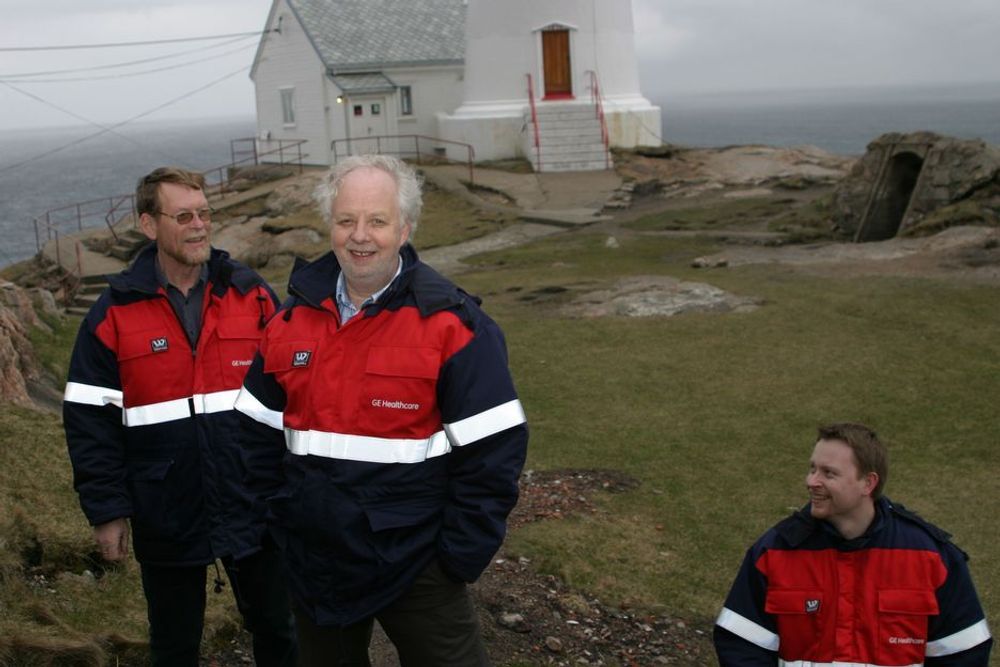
[287,244,469,317]
[779,496,891,549]
[108,243,256,296]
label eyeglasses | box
[156,207,215,224]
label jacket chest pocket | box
[876,589,937,663]
[214,316,263,386]
[118,331,189,405]
[264,339,319,422]
[357,346,441,439]
[765,589,824,659]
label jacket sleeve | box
[435,314,528,583]
[62,313,131,526]
[234,351,288,499]
[925,542,993,666]
[714,545,780,667]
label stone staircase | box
[66,273,109,317]
[523,101,611,172]
[109,227,148,262]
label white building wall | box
[389,67,464,140]
[439,0,661,160]
[252,0,332,165]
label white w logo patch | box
[150,337,169,353]
[292,350,312,367]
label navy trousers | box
[139,541,297,667]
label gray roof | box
[288,0,466,71]
[330,72,397,94]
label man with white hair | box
[236,155,528,665]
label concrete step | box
[534,126,605,139]
[535,137,606,150]
[532,159,613,172]
[528,114,602,127]
[109,245,139,261]
[76,285,106,298]
[535,146,608,160]
[80,273,110,286]
[73,293,100,307]
[532,104,596,116]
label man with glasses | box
[63,167,297,666]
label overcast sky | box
[1,0,998,130]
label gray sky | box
[1,0,998,130]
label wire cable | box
[0,34,257,79]
[2,42,257,83]
[0,31,267,52]
[0,80,196,166]
[0,65,251,175]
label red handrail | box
[587,70,611,170]
[526,73,542,172]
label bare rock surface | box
[832,131,1000,237]
[560,276,762,318]
[265,172,325,216]
[616,144,854,199]
[421,222,566,275]
[0,280,48,407]
[691,225,1000,283]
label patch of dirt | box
[203,469,716,667]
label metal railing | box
[30,137,308,256]
[330,134,475,184]
[526,73,542,171]
[202,137,307,200]
[586,70,611,170]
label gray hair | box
[313,154,423,234]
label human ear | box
[139,213,158,241]
[863,472,879,497]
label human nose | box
[806,470,820,488]
[349,219,371,242]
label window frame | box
[279,87,296,126]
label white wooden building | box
[251,0,660,171]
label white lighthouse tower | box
[437,0,661,171]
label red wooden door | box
[542,30,572,98]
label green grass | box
[5,199,1000,664]
[623,195,796,231]
[456,230,1000,637]
[2,318,242,664]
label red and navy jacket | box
[714,497,992,666]
[234,245,528,626]
[63,244,278,566]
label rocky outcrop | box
[560,276,762,318]
[832,132,1000,241]
[265,172,325,216]
[0,281,56,408]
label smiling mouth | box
[349,249,375,257]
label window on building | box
[371,103,381,116]
[353,105,363,117]
[280,88,296,125]
[400,86,413,116]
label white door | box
[346,95,395,156]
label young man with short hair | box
[715,423,992,666]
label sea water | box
[0,116,255,268]
[2,83,998,268]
